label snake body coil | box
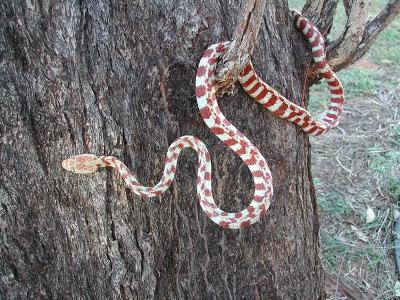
[62,12,344,229]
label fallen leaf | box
[365,206,375,224]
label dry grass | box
[311,74,400,299]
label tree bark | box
[1,1,324,299]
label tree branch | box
[327,0,400,71]
[215,0,266,96]
[327,0,371,68]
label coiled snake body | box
[62,12,344,229]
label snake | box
[62,11,344,229]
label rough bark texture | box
[1,1,323,299]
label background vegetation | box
[289,1,400,298]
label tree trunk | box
[0,1,323,299]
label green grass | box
[321,227,397,297]
[321,231,351,268]
[369,149,400,201]
[339,68,384,95]
[367,122,400,202]
[317,190,352,216]
[307,67,386,114]
[308,67,399,115]
[321,230,384,268]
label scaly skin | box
[239,10,344,136]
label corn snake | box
[62,11,344,229]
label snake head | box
[62,154,104,174]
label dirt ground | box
[310,60,400,299]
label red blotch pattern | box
[66,12,342,230]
